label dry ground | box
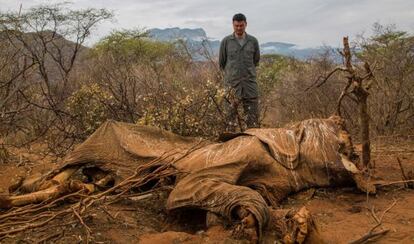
[0,138,413,243]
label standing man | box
[219,13,260,130]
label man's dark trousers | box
[224,87,259,130]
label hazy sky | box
[1,0,413,47]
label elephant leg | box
[206,211,226,228]
[1,184,67,208]
[232,206,259,243]
[37,167,79,191]
[94,174,114,188]
[0,165,116,209]
[0,180,96,209]
[287,207,311,244]
[16,167,79,194]
[268,207,324,244]
[13,173,43,193]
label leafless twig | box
[349,199,397,244]
[396,157,408,188]
[72,207,91,242]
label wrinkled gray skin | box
[166,116,372,237]
[2,117,373,243]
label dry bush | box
[357,24,414,135]
[0,3,112,156]
[85,30,279,137]
[1,4,412,160]
[136,78,226,137]
[66,83,114,139]
[260,25,413,137]
[84,30,227,138]
[261,51,353,127]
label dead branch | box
[375,179,414,187]
[349,200,397,244]
[0,209,70,236]
[98,206,116,221]
[349,229,389,244]
[336,80,352,116]
[72,207,91,242]
[396,157,408,188]
[343,37,355,75]
[379,200,397,221]
[34,230,63,244]
[305,67,348,91]
[305,36,376,168]
[370,206,380,224]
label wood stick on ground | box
[375,179,414,187]
[370,206,380,224]
[396,157,408,188]
[349,229,389,244]
[34,231,63,244]
[99,206,116,221]
[349,200,397,244]
[72,207,91,243]
[0,208,71,236]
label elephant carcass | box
[166,116,373,240]
[2,121,200,207]
[1,116,373,242]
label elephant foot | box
[269,207,324,244]
[231,206,259,243]
[283,207,311,244]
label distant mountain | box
[149,27,208,42]
[148,27,332,60]
[261,42,296,51]
[0,30,89,84]
[260,42,331,60]
[148,27,219,60]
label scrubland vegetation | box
[0,4,413,160]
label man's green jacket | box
[219,33,260,98]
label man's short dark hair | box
[232,13,246,22]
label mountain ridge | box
[148,27,332,59]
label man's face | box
[233,20,247,36]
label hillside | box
[148,27,331,59]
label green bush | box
[137,79,226,137]
[66,83,114,139]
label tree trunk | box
[359,92,370,168]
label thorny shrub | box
[66,83,115,139]
[137,79,226,137]
[86,29,242,139]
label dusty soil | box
[0,138,413,243]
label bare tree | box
[0,3,112,155]
[309,37,375,168]
[357,24,414,135]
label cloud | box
[1,0,413,47]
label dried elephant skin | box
[167,116,371,236]
[3,116,373,241]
